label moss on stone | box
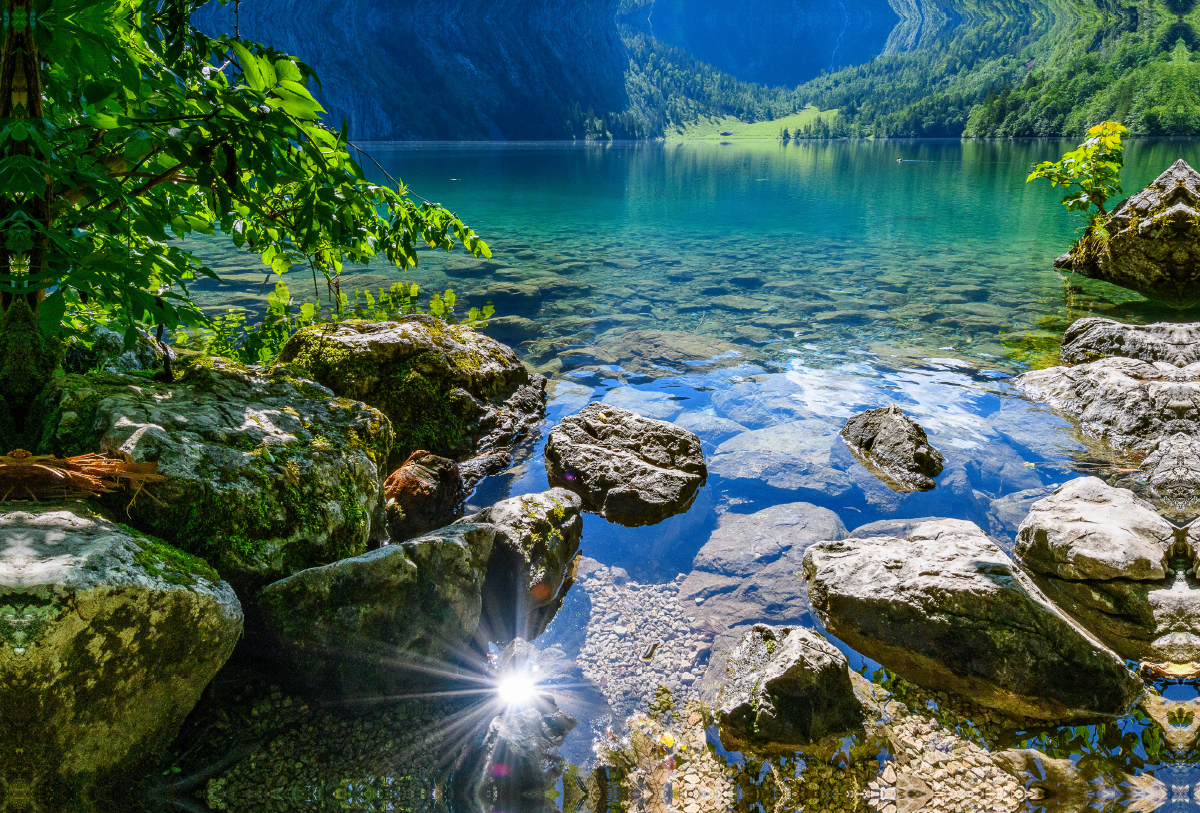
[121,524,221,586]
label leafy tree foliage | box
[1027,121,1128,214]
[0,0,488,353]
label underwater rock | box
[0,503,242,782]
[31,357,393,591]
[1055,159,1200,305]
[461,488,583,642]
[577,328,756,377]
[994,747,1167,809]
[802,518,1143,722]
[545,402,707,526]
[468,639,577,810]
[681,503,846,700]
[708,418,854,498]
[717,624,863,748]
[384,450,466,542]
[1015,355,1200,513]
[1060,316,1200,367]
[839,404,945,492]
[1013,478,1184,661]
[986,485,1060,547]
[276,316,546,466]
[258,523,495,698]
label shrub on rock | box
[0,504,242,784]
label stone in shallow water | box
[839,404,945,492]
[461,488,582,642]
[545,403,707,526]
[717,624,863,748]
[1061,317,1200,367]
[0,503,242,782]
[1056,159,1200,305]
[802,518,1143,722]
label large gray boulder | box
[717,624,863,748]
[1014,478,1181,661]
[545,402,707,526]
[1060,317,1200,367]
[276,316,546,467]
[258,524,495,697]
[0,504,242,783]
[839,404,945,492]
[1015,356,1200,512]
[462,488,583,642]
[1055,159,1200,305]
[31,357,394,591]
[802,519,1143,722]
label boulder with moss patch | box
[30,357,394,591]
[258,523,495,698]
[0,503,242,785]
[461,488,583,642]
[276,316,546,467]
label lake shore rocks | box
[0,504,242,783]
[545,403,707,526]
[839,404,945,492]
[384,450,465,542]
[462,488,583,642]
[1015,352,1200,513]
[276,316,546,466]
[31,357,393,591]
[258,523,495,698]
[717,624,863,748]
[1055,159,1200,306]
[802,518,1143,722]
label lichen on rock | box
[0,503,242,785]
[30,356,394,590]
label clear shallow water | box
[180,140,1200,812]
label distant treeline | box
[589,0,1200,139]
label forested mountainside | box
[796,0,1200,136]
[202,0,1200,139]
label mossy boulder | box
[257,523,495,698]
[0,503,242,785]
[30,357,394,591]
[462,487,583,642]
[275,316,546,466]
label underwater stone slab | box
[0,503,242,782]
[545,402,707,526]
[258,523,495,698]
[718,624,863,748]
[1056,159,1200,305]
[277,315,546,466]
[31,357,393,591]
[461,488,582,642]
[803,519,1143,722]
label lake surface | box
[182,140,1200,812]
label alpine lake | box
[165,139,1200,813]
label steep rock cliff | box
[196,0,629,139]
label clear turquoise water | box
[186,140,1200,811]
